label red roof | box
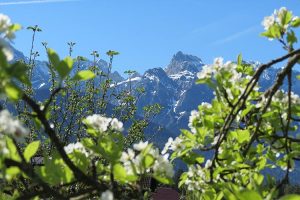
[152,187,180,200]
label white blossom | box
[0,13,14,39]
[170,137,185,152]
[0,38,13,61]
[184,165,207,191]
[162,137,185,154]
[205,159,212,168]
[262,15,275,30]
[100,190,113,200]
[201,102,212,109]
[188,110,199,133]
[85,115,123,133]
[214,57,224,66]
[120,148,135,162]
[133,141,148,151]
[0,14,11,29]
[0,110,29,141]
[85,114,111,132]
[0,14,15,61]
[120,141,174,179]
[110,118,123,132]
[64,142,89,157]
[153,153,174,178]
[211,134,221,146]
[274,7,288,22]
[162,137,173,154]
[197,65,213,79]
[0,139,9,155]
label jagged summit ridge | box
[165,51,204,75]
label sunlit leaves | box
[5,137,21,162]
[4,83,21,101]
[106,50,119,56]
[47,49,73,80]
[57,57,73,79]
[237,53,242,66]
[261,24,281,39]
[5,167,21,181]
[72,70,96,81]
[153,175,173,185]
[47,48,60,68]
[23,141,40,162]
[113,163,127,183]
[8,24,22,32]
[98,135,122,163]
[143,154,154,168]
[37,152,74,185]
[291,17,300,27]
[280,195,300,200]
[287,30,297,46]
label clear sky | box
[1,0,300,74]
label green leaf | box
[37,153,74,185]
[280,10,292,26]
[76,56,88,61]
[106,50,119,56]
[72,70,96,81]
[9,24,22,32]
[24,141,40,162]
[237,54,242,66]
[262,111,274,118]
[143,154,154,168]
[98,136,122,163]
[47,48,60,68]
[241,105,253,118]
[5,167,20,181]
[113,163,127,182]
[280,195,300,200]
[4,83,21,101]
[261,24,281,39]
[6,137,21,162]
[297,75,300,80]
[153,175,173,185]
[287,30,297,46]
[56,57,73,79]
[236,130,250,144]
[0,48,8,68]
[8,62,31,86]
[181,129,196,140]
[238,190,262,200]
[69,151,89,171]
[291,17,300,27]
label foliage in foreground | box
[1,7,300,200]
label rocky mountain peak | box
[165,51,204,75]
[144,67,168,80]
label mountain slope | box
[11,47,300,144]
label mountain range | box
[11,47,300,146]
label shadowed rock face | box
[165,51,203,75]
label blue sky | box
[1,0,300,74]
